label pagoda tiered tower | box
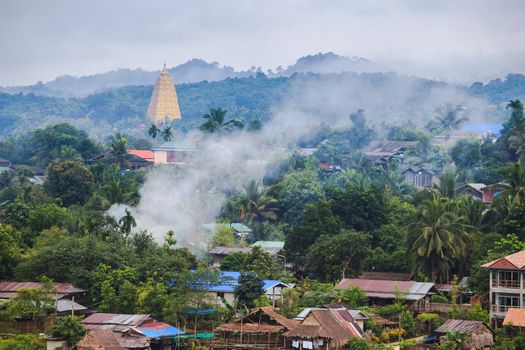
[146,64,182,124]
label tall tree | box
[305,229,371,283]
[44,160,95,207]
[199,108,244,133]
[347,109,375,149]
[148,124,161,139]
[240,180,278,225]
[427,104,469,139]
[503,99,524,134]
[161,127,173,142]
[108,133,129,168]
[408,196,472,282]
[492,161,525,205]
[234,272,264,310]
[508,122,525,164]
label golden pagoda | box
[146,64,182,124]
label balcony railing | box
[492,304,521,313]
[492,279,520,288]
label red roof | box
[482,249,525,270]
[503,308,525,327]
[127,150,154,162]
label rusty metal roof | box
[435,319,488,334]
[336,279,437,301]
[0,282,86,298]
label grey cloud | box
[1,0,524,85]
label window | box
[216,292,225,298]
[497,271,520,288]
[498,295,520,312]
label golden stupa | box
[146,64,182,124]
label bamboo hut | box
[211,307,298,349]
[75,329,126,350]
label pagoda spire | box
[146,64,181,124]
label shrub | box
[431,294,449,303]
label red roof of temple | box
[127,150,154,162]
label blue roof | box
[135,324,185,338]
[201,271,286,293]
[202,223,252,233]
[462,123,503,136]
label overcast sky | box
[1,0,524,86]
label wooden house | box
[402,167,435,188]
[212,307,298,349]
[284,308,364,349]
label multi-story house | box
[482,249,525,324]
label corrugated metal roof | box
[407,282,437,300]
[195,271,290,294]
[336,279,436,301]
[251,241,284,249]
[0,282,86,298]
[83,313,150,327]
[152,141,197,151]
[462,123,502,136]
[133,320,184,338]
[435,319,486,334]
[202,223,252,233]
[209,246,251,255]
[56,299,88,313]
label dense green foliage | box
[1,92,525,347]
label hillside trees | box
[44,160,95,206]
[305,229,371,282]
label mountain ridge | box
[0,52,379,98]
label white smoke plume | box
[108,72,495,251]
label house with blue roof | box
[203,271,293,306]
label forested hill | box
[0,72,524,139]
[0,52,378,98]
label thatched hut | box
[435,319,494,350]
[211,307,298,349]
[75,329,126,350]
[284,308,364,349]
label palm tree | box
[161,127,173,142]
[437,171,457,198]
[108,133,128,169]
[508,122,525,164]
[101,179,134,205]
[440,330,468,350]
[503,99,524,134]
[339,168,370,188]
[408,196,472,282]
[30,128,60,166]
[200,108,244,133]
[148,124,161,139]
[240,180,278,225]
[492,161,525,205]
[427,104,469,140]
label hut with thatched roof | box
[284,308,364,349]
[435,319,493,350]
[211,307,298,349]
[75,329,126,350]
